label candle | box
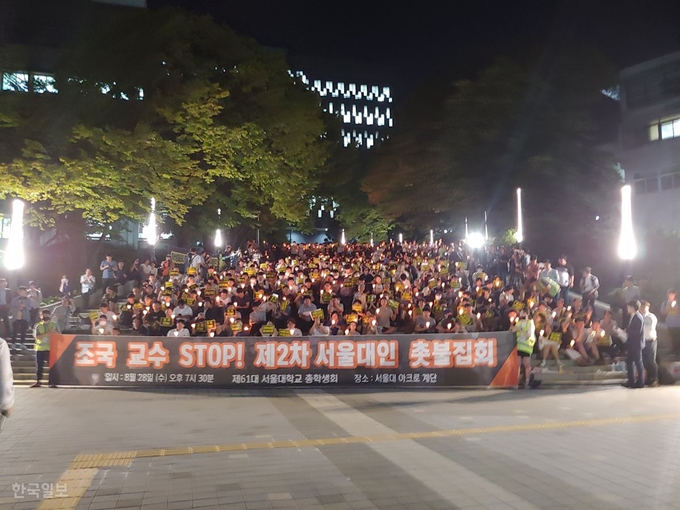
[174,331,179,337]
[447,323,452,330]
[425,322,430,328]
[476,313,481,320]
[540,330,544,337]
[98,328,104,334]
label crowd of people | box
[0,238,673,389]
[83,241,666,381]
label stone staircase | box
[530,359,627,387]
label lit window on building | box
[33,74,57,93]
[2,72,29,92]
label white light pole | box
[515,188,523,245]
[214,208,223,250]
[340,229,346,245]
[618,185,637,260]
[370,233,374,247]
[430,229,434,246]
[465,216,469,240]
[398,233,403,244]
[4,199,25,271]
[484,210,489,241]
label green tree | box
[0,8,331,233]
[363,42,622,257]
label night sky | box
[149,0,680,92]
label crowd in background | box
[74,240,671,371]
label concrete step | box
[13,372,48,381]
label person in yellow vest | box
[512,310,537,389]
[31,309,59,388]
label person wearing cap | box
[623,300,645,388]
[32,309,59,388]
[167,319,191,337]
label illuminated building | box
[619,50,680,232]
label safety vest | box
[538,277,560,298]
[516,320,536,355]
[34,321,57,351]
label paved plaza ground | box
[1,385,680,510]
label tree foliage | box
[0,8,332,231]
[363,42,622,256]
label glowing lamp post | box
[430,229,434,246]
[214,228,223,249]
[340,229,346,245]
[515,188,524,245]
[146,197,158,247]
[370,233,374,247]
[4,199,25,271]
[618,185,637,260]
[398,233,403,244]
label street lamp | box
[515,188,523,244]
[430,229,434,246]
[370,233,374,247]
[214,208,223,249]
[4,199,25,271]
[618,185,637,260]
[398,233,403,244]
[146,197,158,247]
[340,229,346,245]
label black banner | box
[49,332,519,388]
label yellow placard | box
[230,321,243,332]
[169,268,180,277]
[160,317,173,327]
[278,328,291,337]
[352,303,363,313]
[312,309,325,320]
[187,267,197,276]
[261,325,275,335]
[205,320,216,330]
[171,251,185,264]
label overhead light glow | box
[341,229,346,245]
[618,185,637,260]
[430,229,434,246]
[467,232,485,250]
[214,229,223,249]
[4,199,25,270]
[398,233,403,244]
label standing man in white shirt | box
[579,267,600,315]
[641,300,659,387]
[80,269,96,310]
